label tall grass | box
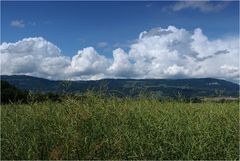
[1,92,239,160]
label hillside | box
[1,75,239,98]
[0,80,28,103]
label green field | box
[1,93,239,160]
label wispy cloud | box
[145,3,152,8]
[10,20,25,28]
[112,40,135,49]
[97,42,108,48]
[167,1,229,13]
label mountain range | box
[1,75,239,98]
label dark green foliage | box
[27,92,62,103]
[1,80,63,104]
[1,93,239,160]
[0,80,28,103]
[189,97,202,103]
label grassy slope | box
[1,93,239,160]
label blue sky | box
[2,1,239,57]
[1,1,239,82]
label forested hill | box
[1,75,239,98]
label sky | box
[1,1,239,82]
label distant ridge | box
[1,75,239,98]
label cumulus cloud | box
[68,47,110,77]
[0,26,239,82]
[163,65,190,78]
[169,1,229,13]
[0,37,70,79]
[128,26,239,82]
[10,20,25,28]
[220,65,239,81]
[107,48,135,78]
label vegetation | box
[1,80,28,103]
[1,80,63,104]
[1,92,239,160]
[2,75,239,98]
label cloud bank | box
[1,26,239,82]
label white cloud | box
[10,20,25,28]
[0,26,239,82]
[68,47,110,78]
[107,48,135,78]
[0,37,70,79]
[128,26,239,82]
[169,1,229,13]
[163,65,190,78]
[220,65,239,81]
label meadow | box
[1,92,239,160]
